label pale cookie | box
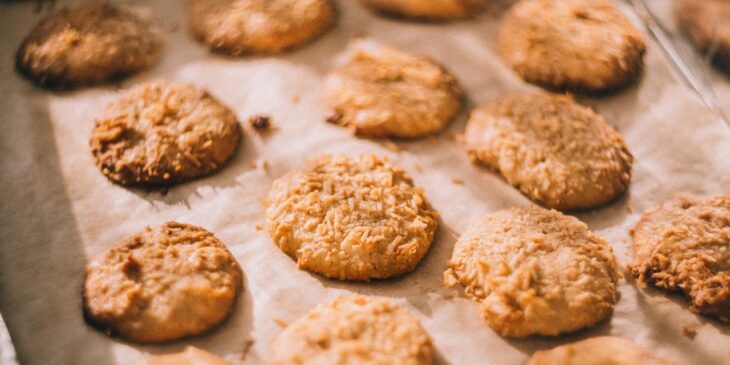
[360,0,486,20]
[324,39,462,138]
[83,222,243,343]
[138,346,230,365]
[630,195,730,322]
[676,0,730,72]
[444,206,620,338]
[526,336,676,365]
[498,0,646,94]
[270,295,433,365]
[264,154,438,281]
[90,81,241,186]
[465,93,632,211]
[16,2,162,89]
[187,0,335,55]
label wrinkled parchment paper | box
[1,1,729,364]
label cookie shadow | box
[501,316,615,356]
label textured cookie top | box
[526,336,676,365]
[676,0,730,69]
[16,2,162,88]
[631,195,730,322]
[264,154,438,280]
[445,206,620,337]
[187,0,334,55]
[465,93,632,211]
[498,0,646,93]
[325,39,463,138]
[139,346,230,365]
[90,81,241,186]
[360,0,486,20]
[83,222,243,343]
[270,295,434,365]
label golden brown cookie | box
[138,346,230,365]
[15,2,162,89]
[526,336,677,365]
[498,0,646,94]
[465,93,633,211]
[270,295,434,365]
[444,206,621,338]
[264,154,438,281]
[187,0,335,55]
[324,39,463,138]
[83,222,243,343]
[90,81,241,186]
[630,195,730,322]
[676,0,730,71]
[360,0,486,20]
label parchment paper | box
[1,1,729,364]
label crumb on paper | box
[240,339,255,361]
[325,110,343,124]
[292,95,301,103]
[252,159,270,174]
[413,163,423,173]
[626,202,633,214]
[683,326,697,338]
[382,140,401,153]
[248,115,272,131]
[272,317,288,328]
[451,178,464,185]
[255,225,263,231]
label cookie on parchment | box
[138,346,230,365]
[187,0,335,55]
[465,93,632,211]
[90,81,240,186]
[324,39,463,138]
[83,222,243,343]
[526,336,676,365]
[264,154,438,281]
[630,195,730,322]
[444,206,620,338]
[270,295,433,365]
[676,0,730,72]
[15,2,162,89]
[498,0,646,94]
[360,0,486,20]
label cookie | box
[90,81,241,186]
[324,39,462,138]
[83,222,243,343]
[15,2,162,89]
[676,0,730,71]
[270,295,433,365]
[264,154,438,281]
[360,0,486,20]
[630,195,730,322]
[138,346,230,365]
[187,0,335,55]
[526,336,676,365]
[498,0,646,94]
[465,93,633,211]
[444,206,620,338]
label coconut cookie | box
[270,295,433,365]
[264,154,438,281]
[498,0,646,94]
[83,222,243,343]
[630,195,730,322]
[444,206,620,338]
[526,336,676,365]
[15,2,162,89]
[90,81,240,186]
[324,39,463,138]
[360,0,486,20]
[465,93,632,211]
[138,346,230,365]
[187,0,334,55]
[676,0,730,71]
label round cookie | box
[16,2,162,89]
[324,39,463,138]
[465,93,633,211]
[90,81,241,186]
[360,0,486,20]
[444,206,620,338]
[270,295,434,365]
[83,222,243,343]
[526,336,676,365]
[187,0,335,55]
[264,154,438,281]
[630,195,730,322]
[498,0,646,94]
[676,0,730,71]
[138,346,230,365]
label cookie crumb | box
[255,225,263,231]
[451,178,464,185]
[413,163,423,173]
[272,317,288,328]
[682,326,697,338]
[325,110,343,124]
[240,339,255,361]
[626,203,633,213]
[249,115,272,131]
[292,95,301,103]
